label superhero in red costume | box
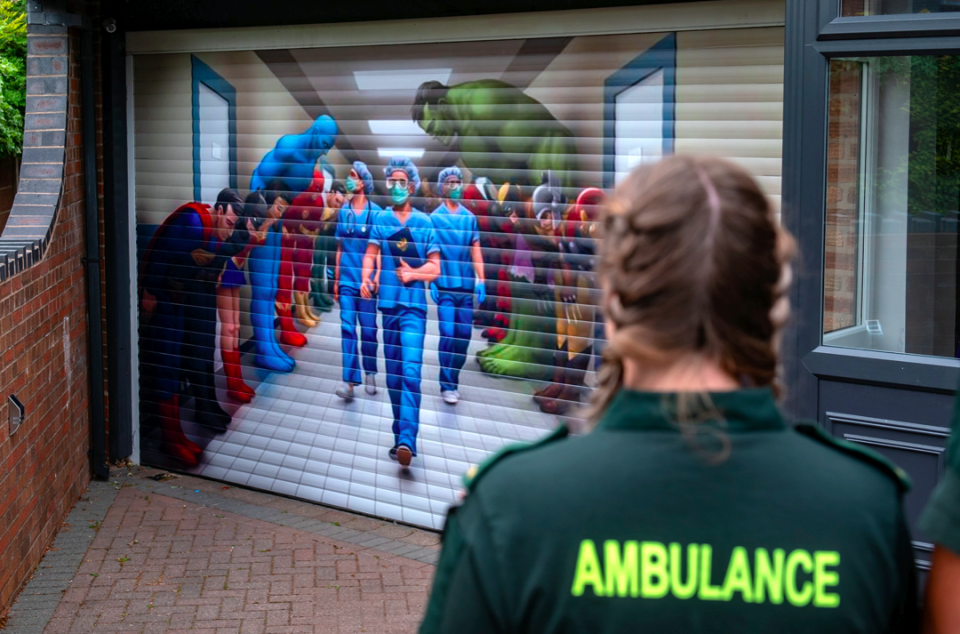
[462,178,514,343]
[140,189,240,467]
[277,167,326,348]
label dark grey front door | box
[782,0,960,572]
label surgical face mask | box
[345,176,359,194]
[391,184,410,206]
[447,186,462,201]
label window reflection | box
[824,56,960,357]
[842,0,960,16]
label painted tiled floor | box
[144,304,574,529]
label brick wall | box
[0,24,97,612]
[824,60,862,334]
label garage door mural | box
[133,26,784,529]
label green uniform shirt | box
[421,388,918,634]
[918,387,960,555]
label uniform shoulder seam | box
[462,424,570,493]
[793,421,911,493]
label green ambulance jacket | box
[420,388,919,634]
[919,387,960,554]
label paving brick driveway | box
[3,469,439,634]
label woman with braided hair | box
[421,156,919,634]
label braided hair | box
[588,156,795,434]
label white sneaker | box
[365,375,377,395]
[335,382,355,402]
[442,390,460,405]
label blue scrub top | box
[369,207,439,311]
[335,199,382,290]
[431,203,480,291]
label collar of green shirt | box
[597,387,786,433]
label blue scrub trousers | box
[437,289,474,393]
[381,306,426,455]
[339,286,379,384]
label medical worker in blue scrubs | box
[334,161,381,402]
[360,156,440,467]
[430,166,485,405]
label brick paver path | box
[41,487,433,634]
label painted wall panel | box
[132,17,785,529]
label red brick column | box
[0,23,95,613]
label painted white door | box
[614,68,664,185]
[198,83,230,205]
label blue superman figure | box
[250,115,338,193]
[247,115,338,372]
[430,166,485,406]
[360,156,441,468]
[246,186,299,372]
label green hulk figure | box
[412,80,578,190]
[412,80,579,383]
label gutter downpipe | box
[80,26,109,480]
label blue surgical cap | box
[437,166,463,190]
[352,161,375,195]
[383,156,421,193]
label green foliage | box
[0,0,25,157]
[906,55,960,217]
[852,55,960,218]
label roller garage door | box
[129,1,786,529]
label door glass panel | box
[614,68,664,184]
[841,0,960,15]
[823,56,960,357]
[198,83,231,206]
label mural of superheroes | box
[133,30,693,529]
[140,102,602,467]
[131,26,783,528]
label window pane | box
[824,60,862,334]
[842,0,960,16]
[823,55,960,357]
